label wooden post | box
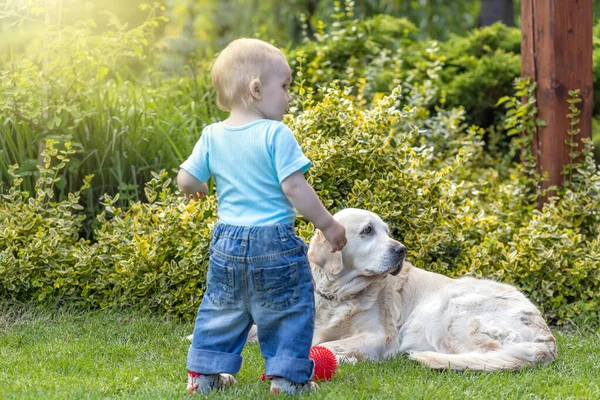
[521,0,593,205]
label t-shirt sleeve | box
[180,130,210,182]
[271,123,311,183]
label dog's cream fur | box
[309,208,557,371]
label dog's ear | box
[308,229,343,275]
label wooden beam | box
[521,0,593,203]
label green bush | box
[442,22,521,59]
[3,74,600,327]
[2,12,600,327]
[82,172,217,317]
[7,11,600,231]
[292,17,522,129]
[443,51,521,127]
[0,147,217,319]
[0,141,93,304]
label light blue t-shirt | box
[180,119,311,226]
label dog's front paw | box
[320,345,359,364]
[336,354,358,364]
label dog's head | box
[308,208,407,278]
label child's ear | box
[249,79,262,100]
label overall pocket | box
[253,263,299,311]
[291,235,309,254]
[205,256,235,307]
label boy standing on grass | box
[177,38,347,395]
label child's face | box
[254,56,292,121]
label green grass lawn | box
[1,306,599,399]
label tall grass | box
[0,114,41,194]
[1,70,222,234]
[68,72,222,212]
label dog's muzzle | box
[389,245,407,276]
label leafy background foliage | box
[1,1,600,328]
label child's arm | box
[177,168,209,201]
[281,170,347,252]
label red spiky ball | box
[309,345,337,381]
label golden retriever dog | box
[308,208,557,371]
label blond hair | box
[211,38,287,111]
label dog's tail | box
[409,340,557,371]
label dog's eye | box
[361,225,372,235]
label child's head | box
[211,38,292,118]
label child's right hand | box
[321,220,347,252]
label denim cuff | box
[187,347,243,375]
[265,356,315,383]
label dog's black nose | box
[394,245,407,258]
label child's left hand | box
[185,192,205,202]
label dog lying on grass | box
[308,208,557,371]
